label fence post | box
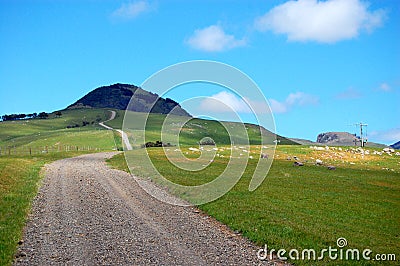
[29,147,32,156]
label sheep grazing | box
[315,159,323,165]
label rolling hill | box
[110,110,298,147]
[0,109,117,152]
[0,82,304,151]
[0,107,298,154]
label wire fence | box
[0,145,103,156]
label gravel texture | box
[14,152,273,265]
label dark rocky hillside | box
[391,141,400,149]
[68,83,191,116]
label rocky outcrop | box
[317,132,356,145]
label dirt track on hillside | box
[14,152,270,265]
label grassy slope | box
[106,110,298,146]
[0,151,98,266]
[108,146,400,265]
[1,108,295,152]
[0,109,117,151]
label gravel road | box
[14,152,270,265]
[98,111,133,150]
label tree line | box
[1,111,62,121]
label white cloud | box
[255,0,386,43]
[187,25,246,52]
[268,99,288,114]
[336,87,362,99]
[199,91,269,114]
[199,91,318,115]
[369,128,400,144]
[269,92,319,114]
[111,1,151,20]
[199,91,251,113]
[378,82,391,92]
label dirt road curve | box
[14,152,267,265]
[98,111,133,150]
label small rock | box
[260,153,268,159]
[315,159,323,165]
[294,161,304,166]
[15,251,27,258]
[18,239,24,245]
[327,166,336,170]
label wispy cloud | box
[187,25,246,52]
[378,82,391,92]
[369,128,400,144]
[269,92,319,114]
[254,0,386,43]
[336,87,362,100]
[111,1,152,20]
[199,91,318,115]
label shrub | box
[199,137,215,146]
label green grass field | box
[108,145,400,265]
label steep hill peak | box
[68,83,191,116]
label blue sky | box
[1,0,399,144]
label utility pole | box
[353,122,368,147]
